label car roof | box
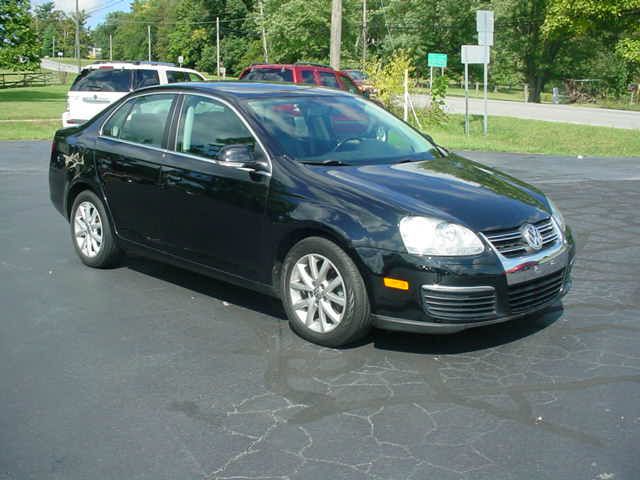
[245,63,336,72]
[84,62,202,74]
[148,81,352,100]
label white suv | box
[62,61,206,128]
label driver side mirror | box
[219,144,269,173]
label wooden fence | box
[0,71,59,89]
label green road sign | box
[427,53,448,68]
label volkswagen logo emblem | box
[521,223,543,251]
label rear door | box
[95,93,178,247]
[67,68,132,122]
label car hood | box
[311,154,550,232]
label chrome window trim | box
[98,136,172,158]
[98,90,272,176]
[172,92,272,176]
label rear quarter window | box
[134,70,160,89]
[71,69,131,92]
[167,71,202,83]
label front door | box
[159,94,270,281]
[95,93,177,247]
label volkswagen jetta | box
[49,82,575,346]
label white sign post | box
[461,45,490,135]
[476,10,494,136]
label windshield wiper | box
[301,159,351,166]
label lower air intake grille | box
[422,286,497,322]
[508,268,565,313]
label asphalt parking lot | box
[1,141,639,480]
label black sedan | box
[49,82,575,347]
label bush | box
[365,50,414,110]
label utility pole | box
[52,36,55,58]
[259,0,268,62]
[216,17,220,78]
[361,0,367,67]
[147,25,151,61]
[75,0,80,73]
[109,34,113,61]
[329,0,342,70]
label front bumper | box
[356,229,575,334]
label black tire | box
[281,237,371,347]
[69,190,121,268]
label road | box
[1,142,639,480]
[412,94,640,130]
[40,58,81,74]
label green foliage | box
[0,0,39,70]
[81,0,640,97]
[263,0,360,65]
[424,74,448,126]
[365,50,414,109]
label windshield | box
[244,95,437,166]
[345,70,367,81]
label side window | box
[318,71,339,88]
[339,74,360,94]
[300,70,316,85]
[103,94,174,148]
[176,95,260,161]
[134,69,160,89]
[167,71,197,83]
[102,101,134,138]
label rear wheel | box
[281,237,371,347]
[70,190,121,268]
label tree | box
[545,0,640,91]
[0,0,39,70]
[263,0,360,65]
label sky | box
[32,0,131,28]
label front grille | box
[484,218,559,258]
[422,286,497,322]
[508,268,565,313]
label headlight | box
[547,198,566,232]
[399,216,484,256]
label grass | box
[0,83,69,121]
[420,113,640,157]
[0,120,61,141]
[1,84,639,156]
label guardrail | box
[0,71,60,89]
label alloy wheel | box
[74,201,103,258]
[289,253,347,333]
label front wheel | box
[70,190,121,268]
[281,237,371,347]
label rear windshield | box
[71,68,131,92]
[241,67,293,83]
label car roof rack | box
[88,60,177,67]
[294,62,333,69]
